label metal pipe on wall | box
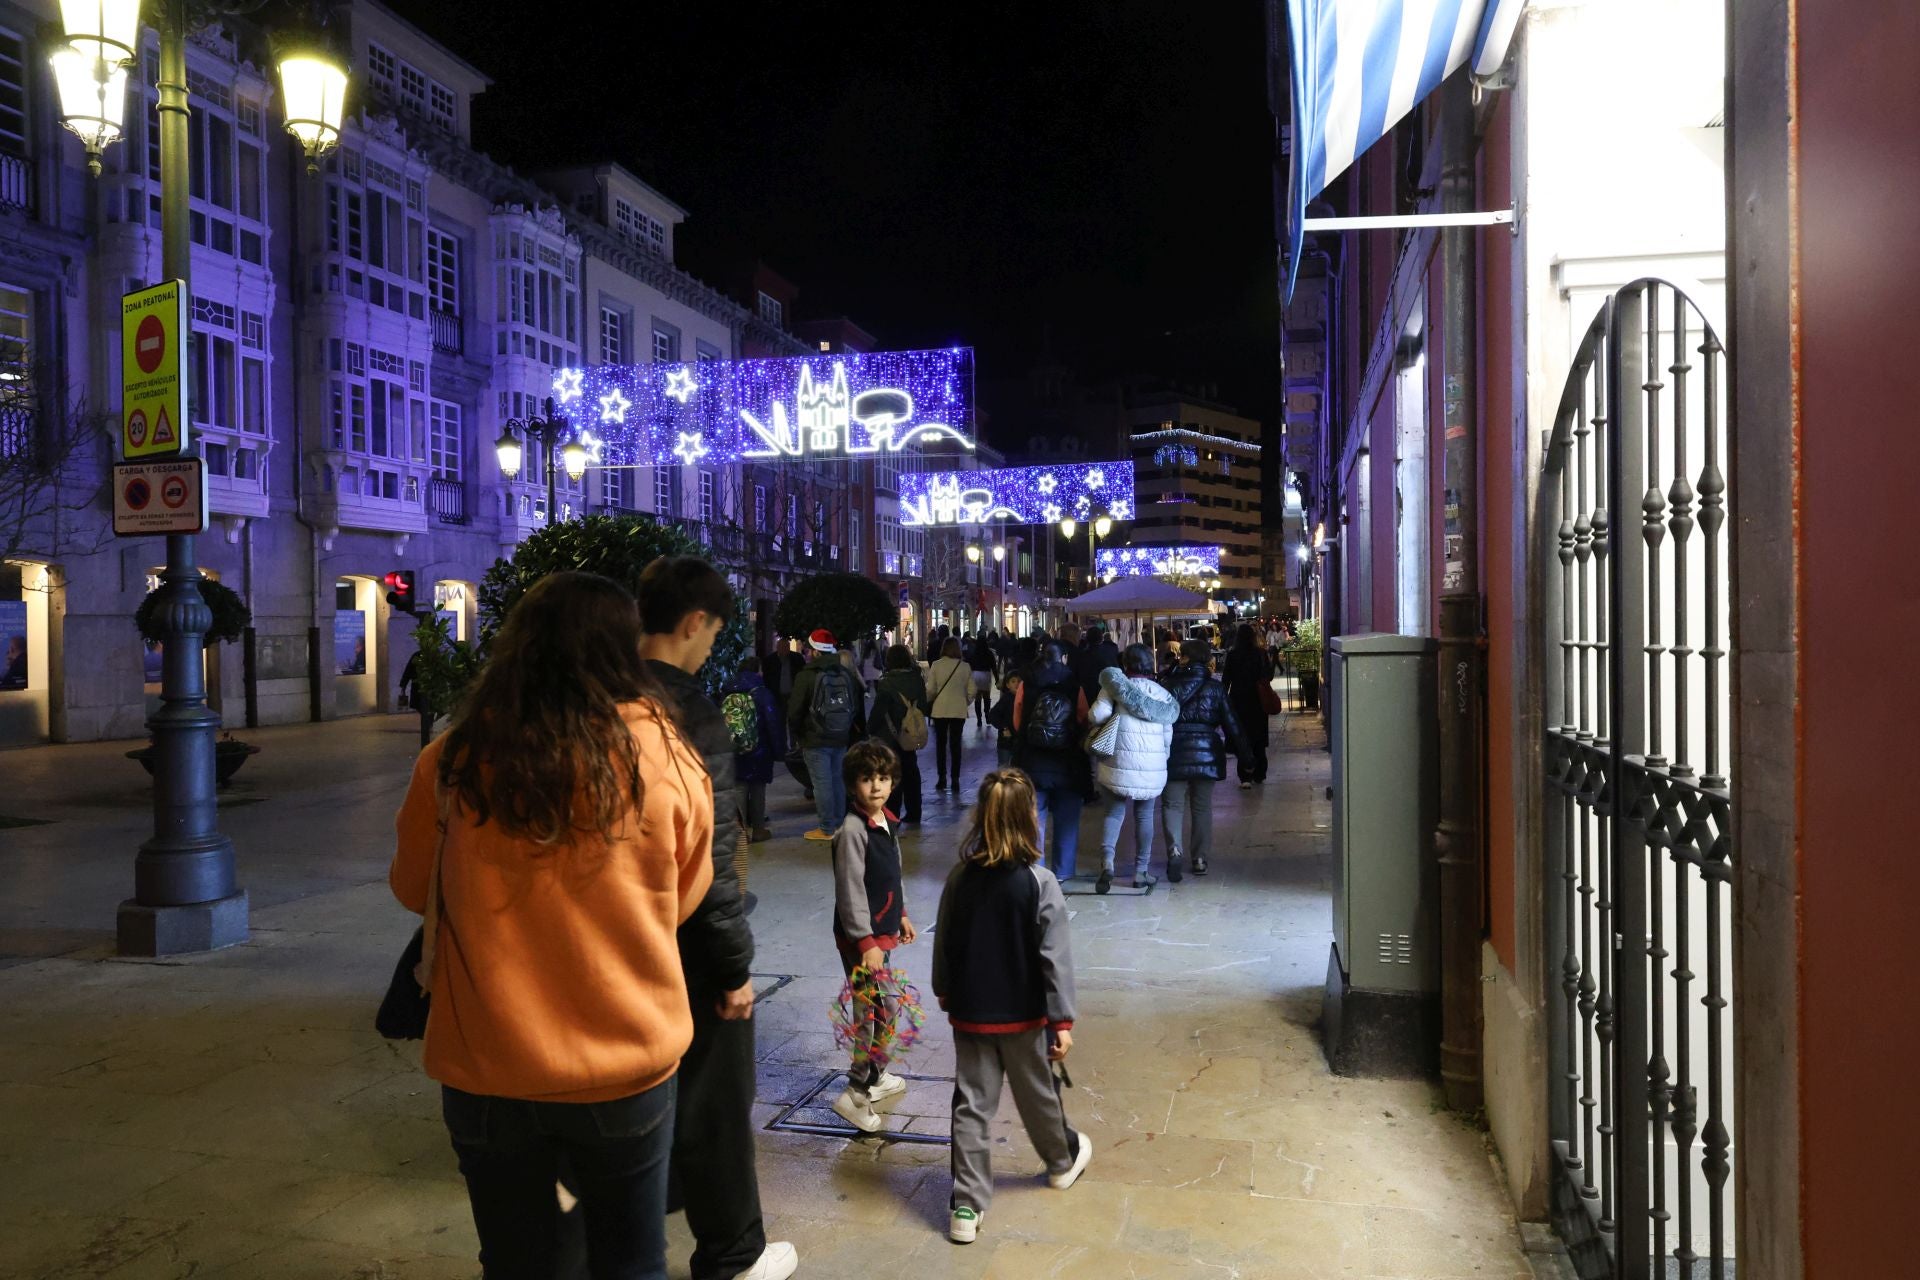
[1434,73,1486,1112]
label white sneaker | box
[736,1241,799,1280]
[949,1206,982,1244]
[831,1086,883,1133]
[868,1069,907,1102]
[1048,1133,1093,1190]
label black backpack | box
[809,664,855,741]
[1022,683,1076,752]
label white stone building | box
[0,0,819,747]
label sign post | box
[121,280,187,461]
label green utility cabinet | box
[1322,632,1439,1077]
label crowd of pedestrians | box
[387,571,1291,1277]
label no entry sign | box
[121,281,187,460]
[113,458,207,536]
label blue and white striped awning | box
[1284,0,1524,296]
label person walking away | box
[1087,644,1179,893]
[722,656,786,843]
[1074,625,1120,708]
[933,769,1093,1245]
[830,741,918,1133]
[926,637,973,793]
[987,670,1022,768]
[789,628,865,841]
[969,633,998,729]
[636,559,797,1280]
[389,572,713,1280]
[1159,638,1246,881]
[1221,623,1272,788]
[1012,641,1092,879]
[871,644,930,824]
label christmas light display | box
[1096,544,1224,579]
[898,460,1136,527]
[548,348,975,466]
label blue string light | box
[550,348,976,465]
[898,460,1136,527]
[1096,544,1223,578]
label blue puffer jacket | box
[1160,662,1245,782]
[1087,667,1179,800]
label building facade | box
[0,0,909,747]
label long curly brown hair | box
[438,571,669,847]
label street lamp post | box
[1058,511,1113,593]
[965,541,982,632]
[51,0,346,955]
[495,396,584,526]
[991,542,1006,631]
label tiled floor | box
[0,711,1538,1278]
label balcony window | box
[757,291,783,328]
[0,26,26,158]
[429,399,461,479]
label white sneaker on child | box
[1048,1133,1094,1189]
[948,1206,982,1244]
[735,1241,799,1280]
[831,1086,883,1133]
[868,1069,907,1102]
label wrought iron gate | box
[1542,279,1735,1280]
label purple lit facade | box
[549,347,976,467]
[1096,544,1224,578]
[898,460,1135,527]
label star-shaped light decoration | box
[577,429,606,466]
[673,431,709,466]
[1041,502,1063,524]
[1037,472,1058,494]
[1087,468,1106,489]
[664,367,700,405]
[599,388,631,425]
[1108,498,1132,520]
[552,367,585,404]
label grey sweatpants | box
[950,1028,1079,1213]
[1161,778,1216,861]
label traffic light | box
[383,570,417,613]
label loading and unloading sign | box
[121,280,187,460]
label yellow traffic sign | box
[122,280,187,460]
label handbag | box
[1259,678,1284,717]
[1085,714,1121,761]
[375,785,451,1041]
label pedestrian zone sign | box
[113,458,207,537]
[122,280,187,460]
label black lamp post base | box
[116,890,250,957]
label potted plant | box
[130,577,259,786]
[1287,619,1322,711]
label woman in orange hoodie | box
[390,571,714,1280]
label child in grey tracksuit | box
[932,769,1092,1244]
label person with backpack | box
[870,643,931,824]
[926,636,974,793]
[789,628,866,841]
[1159,638,1246,880]
[1012,640,1092,879]
[968,632,998,729]
[722,656,787,844]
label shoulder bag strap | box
[933,661,963,703]
[413,783,454,995]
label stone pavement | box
[0,710,1545,1279]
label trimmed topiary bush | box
[771,572,894,651]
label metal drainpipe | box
[1434,73,1486,1112]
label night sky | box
[399,1,1280,448]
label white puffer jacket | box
[1088,667,1179,800]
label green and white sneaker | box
[948,1206,982,1244]
[869,1069,907,1102]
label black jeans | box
[442,1076,675,1280]
[668,993,766,1280]
[890,747,923,821]
[1237,733,1269,783]
[933,717,965,784]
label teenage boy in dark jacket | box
[723,656,786,843]
[1159,638,1246,880]
[637,558,796,1280]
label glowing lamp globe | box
[1059,517,1077,539]
[49,46,129,174]
[966,544,981,564]
[278,52,348,172]
[992,544,1005,563]
[561,439,589,481]
[60,0,141,65]
[1094,514,1113,539]
[494,427,524,481]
